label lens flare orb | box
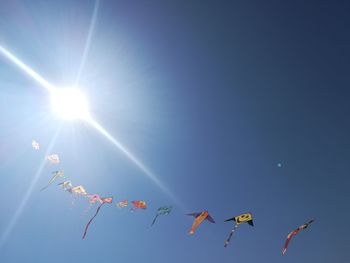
[50,88,90,120]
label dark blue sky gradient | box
[0,1,349,262]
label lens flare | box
[0,43,184,220]
[50,88,90,120]
[86,117,183,207]
[0,45,55,92]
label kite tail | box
[82,203,105,239]
[40,185,49,192]
[151,214,159,227]
[224,224,239,248]
[40,174,58,192]
[282,235,292,255]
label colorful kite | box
[88,194,103,204]
[32,140,40,150]
[40,170,64,191]
[151,206,172,226]
[282,219,315,255]
[58,180,72,192]
[71,185,88,196]
[84,194,103,213]
[131,200,147,210]
[187,210,215,235]
[82,197,113,239]
[116,200,128,208]
[101,197,113,203]
[224,213,254,247]
[47,154,60,164]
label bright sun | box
[50,88,90,120]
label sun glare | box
[50,88,90,120]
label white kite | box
[47,154,60,164]
[32,140,40,150]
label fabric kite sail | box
[47,154,60,164]
[58,181,72,192]
[32,140,40,150]
[69,185,88,206]
[151,206,172,226]
[40,170,64,191]
[282,219,315,255]
[71,185,87,196]
[131,200,147,211]
[224,213,254,248]
[84,194,103,213]
[187,210,215,235]
[82,197,113,239]
[116,200,128,208]
[88,194,103,204]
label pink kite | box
[88,194,103,204]
[82,197,113,239]
[282,219,315,255]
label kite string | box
[82,202,105,239]
[40,185,50,192]
[40,174,58,192]
[224,223,239,248]
[151,214,159,227]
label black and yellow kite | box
[224,213,254,247]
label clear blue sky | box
[0,0,349,262]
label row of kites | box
[32,140,314,255]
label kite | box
[88,194,103,204]
[84,194,103,214]
[131,200,147,210]
[151,206,172,226]
[187,210,215,235]
[58,180,72,192]
[116,200,128,208]
[71,185,87,196]
[58,183,87,206]
[47,154,60,164]
[32,140,40,150]
[82,196,113,239]
[224,213,254,247]
[101,197,113,203]
[282,219,315,255]
[40,170,64,191]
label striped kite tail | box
[224,224,239,248]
